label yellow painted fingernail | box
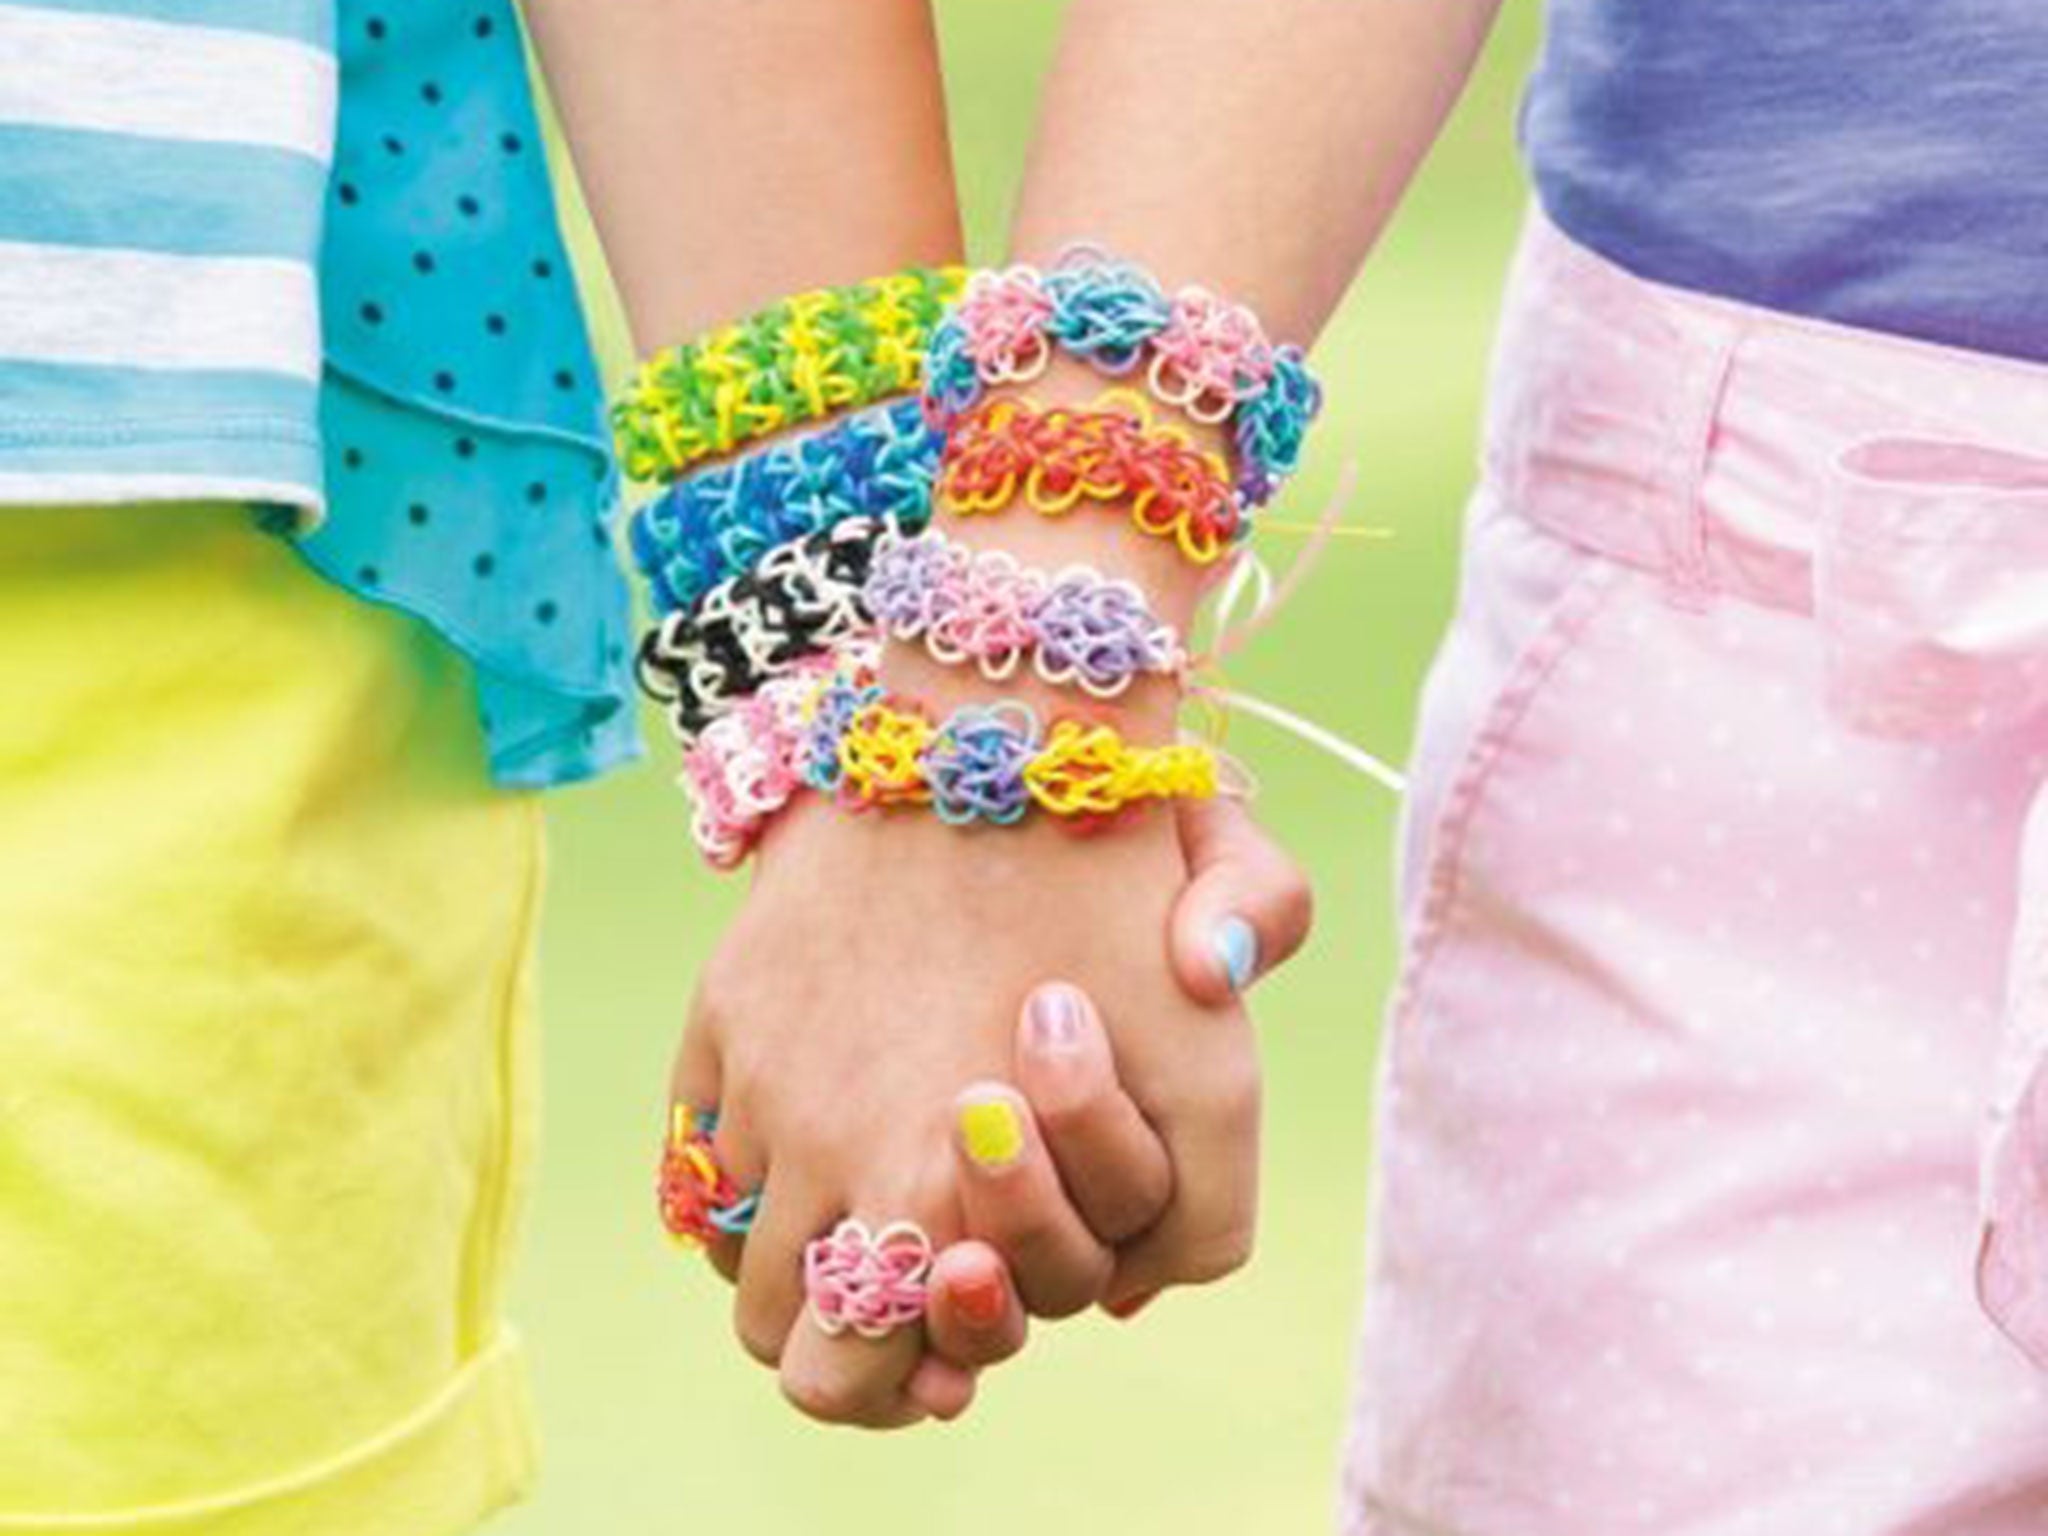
[958,1097,1024,1169]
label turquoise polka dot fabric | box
[301,0,638,788]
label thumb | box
[1167,796,1314,1007]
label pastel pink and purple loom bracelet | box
[921,246,1323,507]
[864,527,1185,699]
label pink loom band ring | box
[803,1217,935,1340]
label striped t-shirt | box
[0,0,335,511]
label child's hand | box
[671,792,1309,1426]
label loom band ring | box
[804,1217,936,1341]
[658,1104,762,1247]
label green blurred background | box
[505,5,1539,1531]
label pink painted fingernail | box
[1027,984,1085,1053]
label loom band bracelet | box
[928,249,1318,504]
[630,397,942,616]
[936,392,1243,565]
[634,519,884,742]
[613,263,965,481]
[820,682,1218,825]
[865,530,1187,699]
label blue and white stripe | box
[0,0,334,510]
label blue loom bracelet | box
[629,397,940,616]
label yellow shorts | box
[0,505,543,1535]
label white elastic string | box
[1207,687,1409,795]
[1184,458,1409,796]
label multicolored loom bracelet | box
[637,516,886,744]
[922,247,1322,506]
[865,527,1184,698]
[937,390,1241,565]
[613,264,966,482]
[677,646,874,869]
[799,672,1218,826]
[628,396,940,617]
[637,519,1185,740]
[674,653,1214,862]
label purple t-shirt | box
[1521,1,2048,363]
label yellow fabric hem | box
[0,1332,535,1536]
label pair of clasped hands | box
[672,758,1311,1427]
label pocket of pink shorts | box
[1387,483,1620,1046]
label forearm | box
[917,0,1505,716]
[1017,0,1506,338]
[522,0,963,349]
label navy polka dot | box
[359,301,384,325]
[485,313,508,336]
[382,133,405,157]
[413,251,436,275]
[407,503,431,526]
[535,600,558,624]
[342,447,365,469]
[365,16,387,40]
[337,182,360,207]
[358,565,380,585]
[524,480,546,504]
[499,131,524,155]
[433,370,457,393]
[531,258,553,280]
[421,81,443,105]
[473,553,496,577]
[454,436,477,459]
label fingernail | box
[952,1270,1008,1327]
[1106,1289,1159,1321]
[958,1095,1025,1169]
[1214,915,1259,993]
[1026,984,1085,1054]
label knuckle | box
[1274,867,1316,949]
[1033,1085,1104,1142]
[733,1304,786,1369]
[1091,1182,1170,1246]
[1208,1062,1262,1139]
[1178,1223,1256,1286]
[1024,1256,1113,1320]
[780,1365,877,1426]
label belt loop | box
[1661,312,1747,611]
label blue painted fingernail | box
[1214,916,1259,993]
